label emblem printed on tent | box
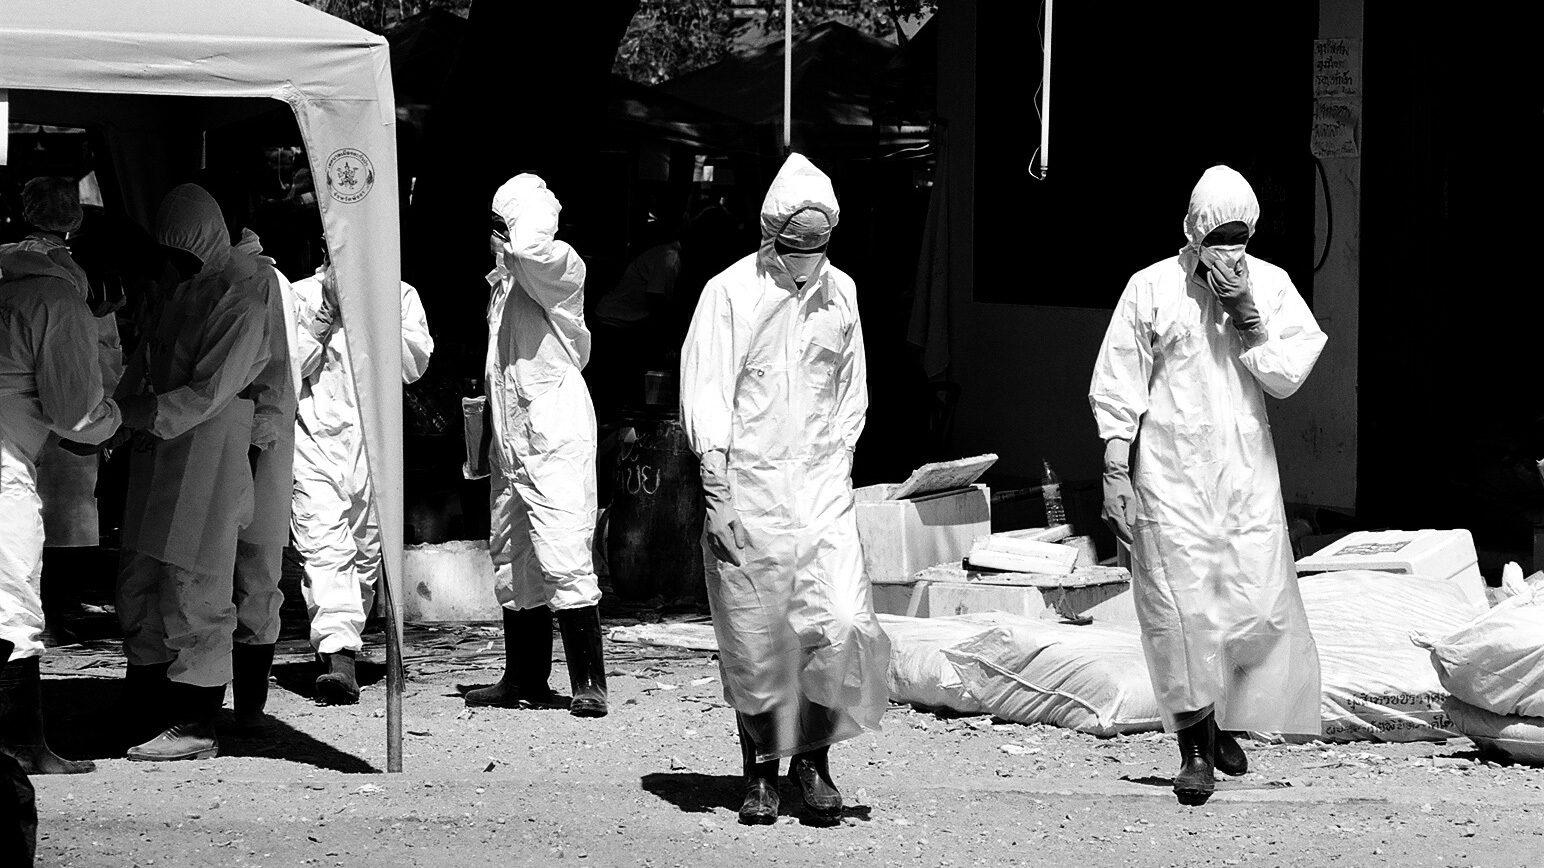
[325,148,376,204]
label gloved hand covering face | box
[1101,438,1136,546]
[1198,246,1261,333]
[699,450,750,566]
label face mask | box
[781,251,825,286]
[1204,244,1247,271]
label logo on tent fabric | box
[325,149,375,204]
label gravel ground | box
[29,620,1544,868]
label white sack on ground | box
[1300,570,1485,742]
[1414,581,1544,718]
[942,618,1161,737]
[877,613,1020,714]
[1442,696,1544,765]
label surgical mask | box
[781,251,825,287]
[1205,244,1247,271]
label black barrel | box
[606,406,706,606]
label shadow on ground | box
[641,772,875,825]
[40,675,380,774]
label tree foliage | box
[613,0,936,85]
[302,0,471,34]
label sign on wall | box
[1311,39,1362,159]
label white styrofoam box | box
[403,540,501,622]
[904,566,1136,625]
[1296,529,1488,610]
[855,483,990,584]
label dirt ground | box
[30,616,1544,868]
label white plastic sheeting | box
[1301,570,1485,743]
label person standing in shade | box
[463,174,607,718]
[1089,165,1327,805]
[680,153,891,826]
[0,178,126,776]
[290,257,432,704]
[114,184,272,761]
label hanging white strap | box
[0,90,10,166]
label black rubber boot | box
[1172,712,1216,806]
[127,682,221,762]
[737,714,780,826]
[0,641,37,867]
[463,607,560,708]
[789,746,843,824]
[120,662,172,747]
[1213,720,1248,777]
[0,656,95,775]
[315,649,360,706]
[232,643,276,728]
[555,606,608,718]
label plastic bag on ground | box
[941,618,1160,737]
[1442,695,1544,765]
[1413,578,1544,717]
[1300,570,1485,742]
[878,613,1021,714]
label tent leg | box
[384,576,404,773]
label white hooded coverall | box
[485,174,600,613]
[291,274,432,653]
[1088,166,1327,735]
[233,230,301,649]
[680,153,891,761]
[1,233,126,550]
[117,184,272,688]
[0,250,122,662]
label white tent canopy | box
[1,0,408,768]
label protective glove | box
[1198,247,1263,338]
[116,394,158,431]
[1101,438,1137,546]
[700,450,750,567]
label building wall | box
[934,0,1362,509]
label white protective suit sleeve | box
[292,276,328,382]
[679,275,741,458]
[245,266,290,450]
[400,281,434,384]
[38,292,121,444]
[491,175,588,354]
[148,289,271,441]
[1236,273,1326,400]
[1088,277,1153,444]
[836,311,868,454]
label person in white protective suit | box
[291,260,432,704]
[228,226,300,728]
[680,153,891,826]
[1089,165,1327,805]
[15,181,127,645]
[0,177,127,776]
[114,183,272,762]
[463,174,608,718]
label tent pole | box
[1038,0,1053,177]
[384,570,404,773]
[783,0,792,154]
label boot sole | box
[127,746,218,762]
[738,811,778,826]
[315,678,360,706]
[1173,787,1214,806]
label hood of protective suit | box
[758,153,840,285]
[155,183,232,274]
[0,234,87,292]
[1181,165,1259,249]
